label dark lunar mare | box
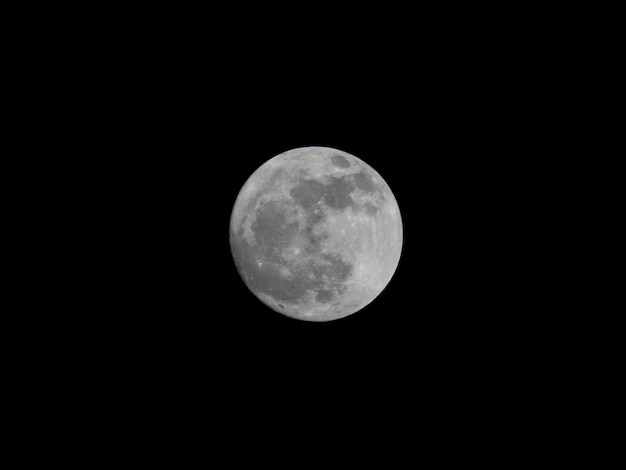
[290,179,324,208]
[306,209,324,226]
[331,154,351,168]
[364,202,379,215]
[291,175,357,212]
[303,209,327,254]
[311,253,352,302]
[351,170,377,194]
[251,200,300,257]
[323,176,355,210]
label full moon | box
[230,146,403,322]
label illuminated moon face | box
[230,146,403,322]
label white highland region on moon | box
[230,146,403,322]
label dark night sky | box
[42,9,564,453]
[108,67,538,380]
[79,22,543,377]
[10,3,593,463]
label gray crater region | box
[230,146,403,322]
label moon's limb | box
[230,146,402,322]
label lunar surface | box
[229,146,403,322]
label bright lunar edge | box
[229,146,403,322]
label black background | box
[25,5,576,458]
[85,37,542,423]
[96,28,538,363]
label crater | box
[364,202,380,215]
[331,154,351,168]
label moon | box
[229,146,403,322]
